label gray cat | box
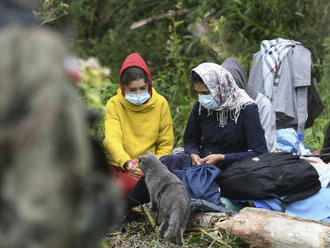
[138,151,191,246]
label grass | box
[101,210,248,248]
[304,77,330,151]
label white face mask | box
[198,94,219,110]
[125,91,150,105]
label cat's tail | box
[163,210,181,240]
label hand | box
[200,154,225,165]
[191,153,201,166]
[300,156,324,164]
[126,159,144,180]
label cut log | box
[216,207,330,248]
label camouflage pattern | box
[0,25,122,248]
[12,0,40,9]
[0,0,39,26]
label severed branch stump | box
[216,207,330,248]
[188,211,228,229]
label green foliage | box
[193,0,330,71]
[78,58,113,113]
[153,13,219,146]
[320,36,330,90]
[41,0,330,149]
[154,16,194,146]
[76,57,117,138]
[185,229,249,248]
[37,0,70,25]
[67,0,178,76]
[304,35,330,150]
[304,118,327,150]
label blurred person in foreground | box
[0,1,122,247]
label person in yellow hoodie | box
[103,53,174,196]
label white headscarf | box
[192,62,254,127]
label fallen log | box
[216,207,330,248]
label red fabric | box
[111,168,141,196]
[119,53,152,97]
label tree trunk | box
[216,207,330,248]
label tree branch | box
[130,8,193,30]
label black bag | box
[218,152,321,211]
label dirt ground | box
[104,212,188,248]
[103,211,248,248]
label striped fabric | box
[260,38,300,100]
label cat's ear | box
[146,150,153,155]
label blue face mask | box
[125,92,151,105]
[198,94,219,110]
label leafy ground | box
[101,211,249,248]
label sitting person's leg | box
[109,177,149,233]
[125,176,149,211]
[160,154,192,180]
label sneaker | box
[108,215,126,235]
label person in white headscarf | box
[184,62,268,169]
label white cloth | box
[255,93,276,152]
[192,62,254,127]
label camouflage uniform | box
[0,24,122,248]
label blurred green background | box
[40,0,330,150]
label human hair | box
[191,71,204,85]
[121,67,148,86]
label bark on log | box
[216,207,330,248]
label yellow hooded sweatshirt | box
[103,53,174,169]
